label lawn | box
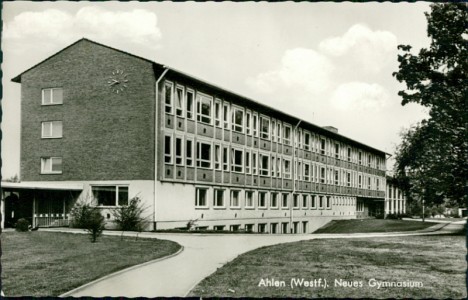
[313,219,435,234]
[1,231,181,296]
[189,235,466,298]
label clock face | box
[107,69,129,94]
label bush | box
[112,197,147,232]
[69,196,106,242]
[386,213,399,220]
[15,218,30,232]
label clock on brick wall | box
[107,69,129,94]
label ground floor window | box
[196,188,208,207]
[319,196,324,209]
[311,195,317,209]
[230,225,240,232]
[245,224,255,232]
[293,194,300,209]
[302,194,308,209]
[326,196,331,209]
[258,223,267,233]
[282,222,289,234]
[92,185,128,206]
[214,225,225,231]
[213,189,225,207]
[302,221,308,234]
[231,190,240,208]
[270,223,278,234]
[282,193,289,208]
[270,193,278,208]
[245,191,254,208]
[258,192,267,208]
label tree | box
[393,3,467,207]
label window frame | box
[260,115,270,139]
[231,105,244,133]
[230,190,241,208]
[42,88,63,105]
[283,124,292,145]
[196,92,213,125]
[175,136,184,166]
[259,153,270,176]
[92,185,129,207]
[186,89,195,120]
[196,141,212,169]
[41,121,63,139]
[213,188,225,208]
[258,191,268,209]
[270,192,279,209]
[164,134,173,164]
[195,187,209,208]
[164,81,174,114]
[231,147,244,173]
[40,156,63,174]
[245,191,255,209]
[185,137,194,167]
[281,193,289,209]
[214,99,222,128]
[175,85,184,117]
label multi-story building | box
[1,38,388,233]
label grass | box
[1,231,181,296]
[189,235,466,298]
[313,219,435,234]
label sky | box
[1,1,433,179]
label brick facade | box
[18,40,158,181]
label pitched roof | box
[11,38,389,156]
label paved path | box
[45,222,463,297]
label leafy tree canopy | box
[393,3,467,207]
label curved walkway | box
[48,221,463,297]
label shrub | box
[112,196,148,232]
[15,218,30,232]
[386,213,398,220]
[69,195,106,242]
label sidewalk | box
[43,222,460,297]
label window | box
[283,158,291,179]
[42,121,62,138]
[223,103,230,129]
[186,139,194,166]
[186,89,195,119]
[92,185,128,206]
[272,120,276,141]
[335,144,339,159]
[175,85,184,116]
[215,100,222,127]
[368,154,372,167]
[276,157,281,178]
[376,178,380,191]
[196,142,212,168]
[164,135,172,164]
[246,110,252,135]
[232,106,244,133]
[271,155,276,176]
[304,132,310,150]
[320,167,326,183]
[311,195,317,209]
[252,152,258,175]
[175,137,183,165]
[347,172,351,187]
[213,189,225,207]
[334,170,339,185]
[347,147,351,162]
[41,157,62,174]
[282,193,289,208]
[304,163,310,181]
[164,82,173,114]
[271,193,278,208]
[293,194,299,209]
[196,93,212,124]
[222,146,229,171]
[196,188,208,207]
[42,88,63,105]
[231,148,243,172]
[326,196,331,209]
[283,125,291,145]
[358,152,362,165]
[258,192,267,208]
[245,150,251,174]
[260,116,270,139]
[259,154,269,176]
[231,190,240,208]
[320,139,326,155]
[245,191,254,208]
[358,175,362,188]
[215,144,221,170]
[277,122,282,143]
[319,196,324,209]
[252,113,258,136]
[302,194,308,209]
[368,177,371,189]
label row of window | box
[163,81,385,170]
[164,134,383,190]
[195,187,356,210]
[206,221,311,234]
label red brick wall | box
[19,40,156,181]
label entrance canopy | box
[1,182,83,191]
